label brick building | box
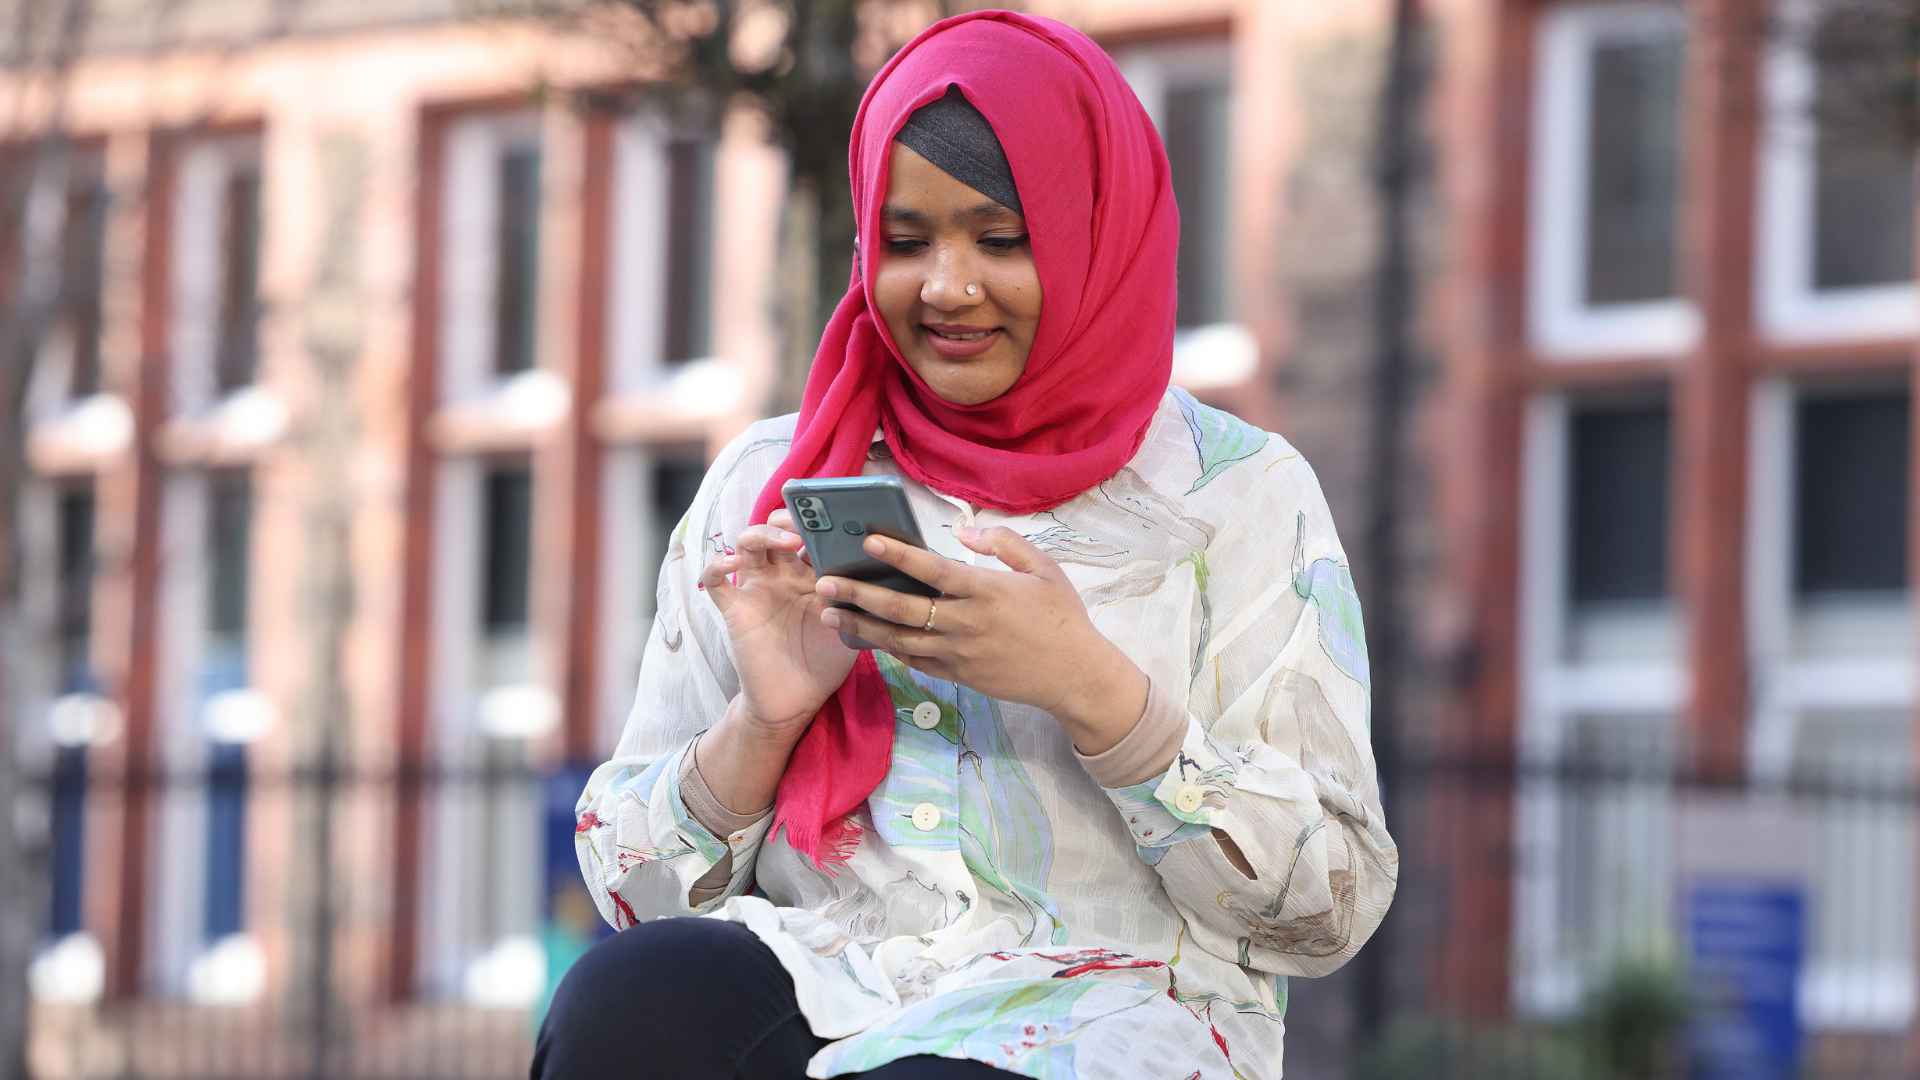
[3,0,1916,1075]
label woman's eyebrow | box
[881,202,1022,227]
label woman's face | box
[873,142,1042,406]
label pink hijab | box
[750,10,1179,864]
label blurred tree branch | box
[494,0,1011,409]
[1750,0,1920,146]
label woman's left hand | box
[814,526,1149,754]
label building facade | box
[3,0,1916,1075]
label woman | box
[537,10,1396,1079]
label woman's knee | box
[552,916,765,1008]
[535,917,792,1078]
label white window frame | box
[1754,0,1918,344]
[595,446,713,753]
[169,136,274,420]
[1744,378,1914,1029]
[1114,39,1255,390]
[18,152,111,424]
[1513,394,1686,1015]
[603,109,745,419]
[17,477,115,1004]
[147,469,272,1004]
[1528,3,1699,359]
[436,112,569,430]
[419,457,556,1005]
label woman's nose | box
[919,248,978,309]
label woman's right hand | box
[699,509,857,744]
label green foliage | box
[1357,958,1693,1080]
[1356,1017,1600,1080]
[1567,958,1693,1080]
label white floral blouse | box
[573,388,1398,1079]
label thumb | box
[957,526,1063,581]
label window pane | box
[1795,388,1909,596]
[1584,33,1683,306]
[1567,400,1671,608]
[48,744,87,937]
[56,486,95,691]
[63,174,107,399]
[493,146,541,376]
[646,456,706,611]
[482,465,533,631]
[1557,714,1675,975]
[1792,711,1912,1017]
[1810,17,1914,291]
[206,473,253,642]
[663,138,715,363]
[1164,79,1231,328]
[203,741,250,940]
[214,165,261,394]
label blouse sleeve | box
[1078,452,1399,978]
[572,429,788,926]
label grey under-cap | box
[895,85,1024,216]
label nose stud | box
[965,283,979,296]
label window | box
[1567,401,1671,612]
[200,472,253,944]
[438,113,547,405]
[1791,709,1914,1027]
[1757,2,1918,341]
[172,137,265,412]
[1530,4,1695,356]
[10,150,109,412]
[481,465,534,637]
[645,457,707,615]
[421,458,547,1005]
[492,146,541,378]
[1807,9,1913,294]
[662,138,715,364]
[596,448,709,749]
[48,485,96,942]
[55,487,97,692]
[59,171,108,400]
[609,116,721,391]
[1747,377,1914,1028]
[1115,40,1253,389]
[1560,395,1676,663]
[1515,393,1684,1014]
[1163,79,1232,329]
[1793,390,1907,599]
[212,165,262,394]
[1554,713,1677,975]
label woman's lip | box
[921,325,1001,359]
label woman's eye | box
[886,238,926,254]
[980,235,1029,253]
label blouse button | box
[1174,785,1205,815]
[911,803,942,831]
[911,702,942,730]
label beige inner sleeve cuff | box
[1073,676,1187,789]
[680,733,774,838]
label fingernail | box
[956,526,979,541]
[816,579,838,597]
[821,609,841,627]
[864,536,885,555]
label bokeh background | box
[1,0,1915,1076]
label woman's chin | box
[907,354,1021,406]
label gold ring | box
[921,597,938,632]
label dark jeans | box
[531,916,1020,1079]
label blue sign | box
[1685,880,1804,1080]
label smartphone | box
[781,476,939,651]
